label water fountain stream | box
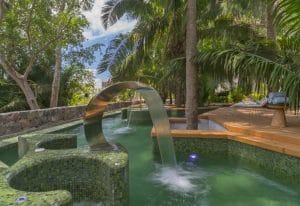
[84,81,177,165]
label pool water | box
[1,114,300,205]
[0,145,18,166]
[65,115,300,206]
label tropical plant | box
[50,0,96,108]
[97,0,300,114]
[59,63,96,106]
[0,0,88,109]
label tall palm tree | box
[185,0,198,129]
[98,0,272,119]
[99,0,186,102]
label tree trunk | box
[169,91,173,105]
[185,0,198,130]
[50,47,62,107]
[0,52,40,110]
[266,1,276,43]
[0,0,4,20]
[17,79,40,110]
[175,73,183,107]
[10,74,39,110]
[50,1,66,108]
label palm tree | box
[99,0,186,103]
[185,0,198,129]
[98,0,272,119]
[195,0,300,110]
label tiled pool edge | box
[0,133,129,205]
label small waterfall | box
[126,93,136,128]
[114,94,135,134]
[127,109,133,128]
[137,88,177,165]
[84,81,177,166]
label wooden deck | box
[152,107,300,157]
[200,107,300,157]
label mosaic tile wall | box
[227,140,300,185]
[153,138,300,186]
[127,109,152,124]
[0,134,129,206]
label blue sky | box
[82,0,137,86]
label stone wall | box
[0,102,132,137]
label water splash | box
[151,164,210,195]
[113,126,134,134]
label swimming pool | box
[1,113,300,205]
[56,115,300,205]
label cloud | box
[82,0,137,40]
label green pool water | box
[64,115,300,206]
[0,145,18,166]
[1,114,300,205]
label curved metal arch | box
[83,81,151,150]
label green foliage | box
[276,0,300,37]
[101,0,150,29]
[59,63,96,106]
[249,92,266,102]
[209,92,229,103]
[0,0,88,67]
[0,0,92,110]
[227,88,245,103]
[112,89,135,102]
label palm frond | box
[80,0,95,10]
[101,0,150,29]
[97,34,132,74]
[276,0,300,36]
[196,42,300,110]
[98,13,168,78]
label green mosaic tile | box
[154,137,300,186]
[0,134,129,206]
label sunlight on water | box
[113,126,134,134]
[237,169,298,196]
[151,164,210,195]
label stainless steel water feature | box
[83,81,177,165]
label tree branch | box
[23,56,36,79]
[0,52,23,80]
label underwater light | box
[16,196,27,203]
[187,153,199,163]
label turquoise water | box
[66,115,300,206]
[0,145,18,166]
[1,114,300,205]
